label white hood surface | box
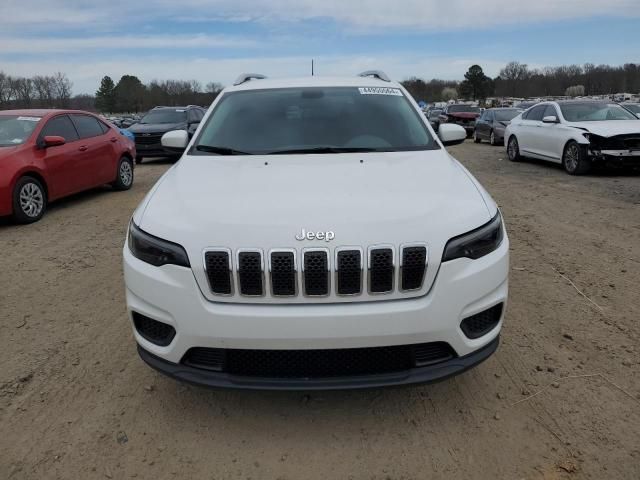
[566,120,640,137]
[137,150,496,303]
[140,151,492,252]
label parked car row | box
[0,109,136,223]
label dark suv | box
[128,106,206,163]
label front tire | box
[112,157,134,191]
[562,141,591,175]
[12,176,47,224]
[490,130,497,146]
[473,130,481,143]
[135,155,144,165]
[507,136,521,162]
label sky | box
[1,0,639,94]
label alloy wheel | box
[19,183,44,218]
[120,161,133,186]
[564,144,580,172]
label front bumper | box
[590,149,640,166]
[135,143,177,157]
[137,336,499,390]
[123,232,509,388]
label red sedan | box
[0,109,136,223]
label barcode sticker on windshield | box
[17,116,41,122]
[358,87,402,96]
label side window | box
[486,111,493,121]
[40,115,79,142]
[98,120,111,134]
[544,105,558,119]
[71,115,104,139]
[527,105,547,122]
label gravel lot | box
[1,142,639,479]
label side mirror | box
[438,124,466,146]
[41,135,66,148]
[542,115,558,124]
[161,130,189,152]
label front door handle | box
[78,146,88,152]
[110,137,118,143]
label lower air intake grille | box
[401,246,427,290]
[369,248,394,293]
[133,312,175,347]
[303,251,329,296]
[183,347,226,371]
[270,251,296,296]
[238,251,263,296]
[181,342,457,379]
[460,304,504,339]
[336,250,362,295]
[204,251,232,295]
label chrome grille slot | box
[270,251,296,296]
[336,249,362,295]
[204,250,232,295]
[401,246,427,291]
[237,251,264,296]
[369,247,394,293]
[303,250,329,296]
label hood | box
[137,150,496,304]
[139,150,493,257]
[566,120,640,137]
[127,122,185,134]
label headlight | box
[128,221,190,267]
[442,212,504,262]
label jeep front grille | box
[369,247,394,293]
[202,244,428,302]
[303,250,329,296]
[336,249,362,295]
[237,251,264,296]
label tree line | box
[94,75,223,113]
[1,61,639,112]
[0,72,73,109]
[402,61,640,103]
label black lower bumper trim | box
[137,336,499,391]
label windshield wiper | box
[195,145,253,155]
[266,146,378,155]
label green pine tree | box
[95,76,116,113]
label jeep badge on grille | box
[295,228,335,242]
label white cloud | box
[0,34,257,54]
[2,0,639,31]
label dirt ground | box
[1,142,639,480]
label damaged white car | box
[505,101,640,174]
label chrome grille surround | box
[201,243,430,303]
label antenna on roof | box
[311,59,314,76]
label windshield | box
[449,105,480,113]
[193,87,437,155]
[140,109,187,124]
[560,103,637,122]
[623,104,640,114]
[0,115,41,146]
[494,109,521,121]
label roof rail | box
[358,70,391,82]
[234,73,267,86]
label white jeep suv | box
[123,71,509,390]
